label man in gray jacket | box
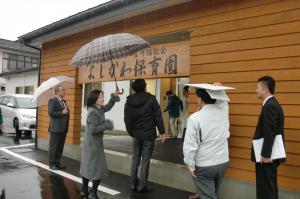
[48,85,69,170]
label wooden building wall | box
[39,0,300,191]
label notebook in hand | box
[252,134,286,163]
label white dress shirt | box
[263,95,274,106]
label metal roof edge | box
[18,0,192,46]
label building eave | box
[18,0,192,46]
[0,68,39,77]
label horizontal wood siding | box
[39,0,300,191]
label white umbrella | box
[32,76,74,106]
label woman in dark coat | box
[80,90,120,199]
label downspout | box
[21,41,41,150]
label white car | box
[0,94,37,134]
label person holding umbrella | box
[32,76,74,168]
[80,89,120,199]
[48,85,69,170]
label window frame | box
[2,53,39,72]
[2,97,11,105]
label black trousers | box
[131,138,154,189]
[182,128,187,142]
[49,133,67,167]
[255,163,279,199]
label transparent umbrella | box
[32,76,74,106]
[69,33,150,94]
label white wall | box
[103,81,130,131]
[5,71,38,95]
[80,79,165,131]
[0,51,7,95]
[0,51,3,73]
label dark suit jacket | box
[48,97,69,133]
[251,97,285,164]
[163,95,183,118]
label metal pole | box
[22,42,41,150]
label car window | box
[0,97,3,104]
[9,97,17,106]
[15,97,36,109]
[2,97,10,105]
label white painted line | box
[104,149,128,157]
[0,143,34,150]
[0,146,120,196]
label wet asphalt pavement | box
[104,136,185,165]
[0,133,191,199]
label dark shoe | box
[13,137,20,144]
[138,187,148,193]
[130,179,138,192]
[88,191,99,199]
[80,192,88,199]
[130,185,138,192]
[49,165,59,170]
[56,164,67,170]
[188,193,199,199]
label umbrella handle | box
[117,88,124,95]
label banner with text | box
[77,41,190,83]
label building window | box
[25,86,34,95]
[83,83,102,106]
[18,56,25,69]
[2,53,39,73]
[2,59,9,72]
[9,54,17,71]
[15,86,34,94]
[16,87,24,94]
[25,57,32,69]
[32,57,38,68]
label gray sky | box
[0,0,111,40]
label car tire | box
[24,130,32,138]
[14,118,21,137]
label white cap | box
[184,83,235,101]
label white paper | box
[184,83,234,101]
[185,83,235,91]
[206,90,230,101]
[252,134,286,163]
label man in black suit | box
[252,76,285,199]
[48,85,69,170]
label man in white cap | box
[183,83,231,199]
